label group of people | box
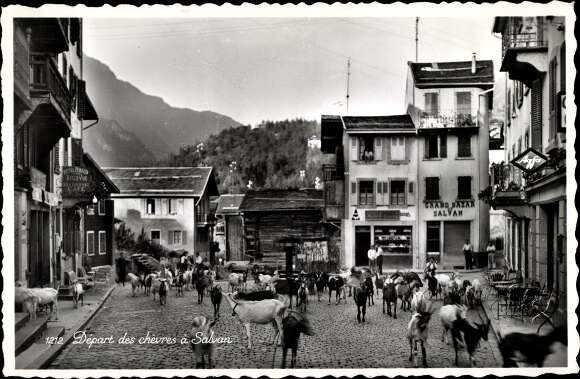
[366,245,384,274]
[463,239,497,270]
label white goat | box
[189,316,217,368]
[29,288,59,320]
[72,282,84,308]
[15,286,39,320]
[439,304,467,345]
[407,303,435,368]
[411,290,430,313]
[128,273,141,297]
[229,273,244,292]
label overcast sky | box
[84,17,503,126]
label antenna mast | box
[415,17,419,62]
[346,57,351,115]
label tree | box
[115,222,136,251]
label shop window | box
[146,198,156,215]
[426,221,440,253]
[457,176,472,200]
[425,177,440,200]
[374,226,412,255]
[390,180,406,205]
[358,180,375,206]
[358,136,375,161]
[457,134,471,157]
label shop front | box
[353,222,417,270]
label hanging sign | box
[511,147,548,174]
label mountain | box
[83,118,157,167]
[83,55,242,164]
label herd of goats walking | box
[14,264,567,369]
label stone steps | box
[15,315,48,355]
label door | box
[443,221,470,269]
[29,210,50,287]
[355,226,371,266]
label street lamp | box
[92,195,98,204]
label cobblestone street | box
[50,283,501,369]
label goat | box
[210,285,223,319]
[443,287,462,306]
[327,276,345,305]
[396,281,412,311]
[440,304,468,345]
[224,292,287,349]
[144,273,156,296]
[128,273,141,297]
[274,278,300,309]
[465,285,475,308]
[472,279,483,305]
[407,303,435,367]
[229,273,244,293]
[189,316,217,368]
[296,282,308,313]
[404,272,424,288]
[364,276,374,306]
[175,272,185,297]
[353,283,370,323]
[306,274,316,295]
[451,317,491,367]
[374,273,384,296]
[382,278,397,318]
[499,325,567,367]
[278,312,314,368]
[196,272,211,304]
[72,282,84,308]
[315,272,329,302]
[426,274,438,300]
[15,286,39,320]
[158,278,169,305]
[411,290,430,313]
[28,287,59,320]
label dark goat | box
[279,312,314,368]
[196,274,211,304]
[296,282,308,313]
[444,288,462,305]
[382,281,397,318]
[499,326,567,367]
[175,272,185,297]
[327,276,344,305]
[353,283,370,323]
[210,285,223,319]
[404,272,423,287]
[274,278,300,308]
[364,276,374,306]
[158,279,169,305]
[315,272,329,302]
[451,317,491,367]
[427,275,438,300]
[397,282,412,311]
[374,274,384,296]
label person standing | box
[424,257,437,278]
[462,239,473,270]
[375,245,384,275]
[486,241,496,270]
[115,252,128,287]
[367,244,377,273]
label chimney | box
[471,52,476,74]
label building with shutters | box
[104,167,219,261]
[405,56,494,269]
[490,17,567,305]
[13,18,110,287]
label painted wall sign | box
[511,147,548,173]
[62,166,95,198]
[425,200,474,217]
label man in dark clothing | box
[462,240,473,270]
[116,252,128,286]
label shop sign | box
[43,191,59,206]
[425,200,474,217]
[511,148,548,174]
[62,166,95,199]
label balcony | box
[25,18,69,55]
[196,212,216,227]
[322,164,344,221]
[418,109,479,130]
[30,54,72,125]
[488,163,528,216]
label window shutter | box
[168,231,173,245]
[374,137,382,160]
[407,181,415,205]
[376,182,383,205]
[424,137,429,158]
[440,134,447,158]
[77,79,86,120]
[433,93,439,114]
[435,177,440,199]
[155,199,161,215]
[382,181,389,205]
[350,181,358,206]
[161,199,168,215]
[403,137,410,162]
[350,137,358,161]
[384,137,392,163]
[182,230,187,245]
[531,79,543,150]
[54,141,60,174]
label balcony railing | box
[419,110,478,129]
[30,54,71,121]
[501,32,548,60]
[490,162,528,203]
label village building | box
[238,189,340,274]
[215,194,246,263]
[490,16,566,305]
[104,167,219,260]
[13,18,113,287]
[405,56,494,269]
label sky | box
[84,17,503,126]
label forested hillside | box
[167,119,329,193]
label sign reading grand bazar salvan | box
[322,55,493,270]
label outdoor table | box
[492,284,512,319]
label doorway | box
[443,221,470,269]
[29,210,50,287]
[355,226,371,266]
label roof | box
[239,189,323,212]
[216,194,245,215]
[102,167,219,197]
[408,60,494,88]
[342,115,415,130]
[83,153,119,194]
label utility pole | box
[415,17,419,62]
[346,57,351,115]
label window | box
[98,200,106,215]
[426,221,440,253]
[425,92,439,116]
[390,180,406,205]
[457,176,472,200]
[426,135,438,158]
[146,198,156,215]
[456,92,471,115]
[457,134,471,157]
[391,136,405,161]
[169,230,182,245]
[358,180,375,206]
[425,177,440,200]
[150,230,161,244]
[98,231,106,255]
[86,231,95,256]
[169,199,178,215]
[358,136,375,161]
